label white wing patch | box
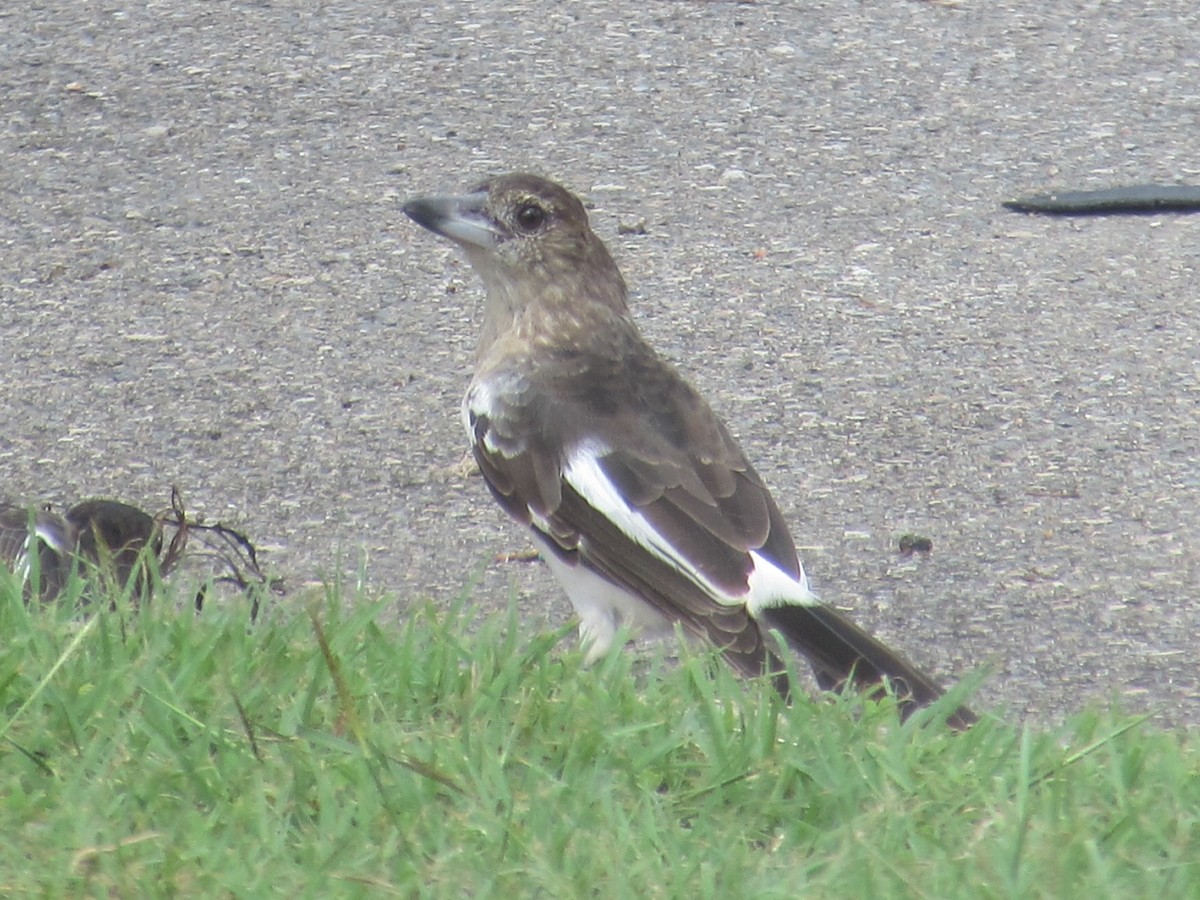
[462,381,493,446]
[460,390,476,445]
[562,447,816,611]
[9,520,71,584]
[35,521,73,555]
[746,550,817,612]
[464,373,531,457]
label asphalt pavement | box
[2,0,1197,725]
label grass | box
[0,570,1197,898]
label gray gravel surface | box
[3,0,1197,726]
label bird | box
[403,173,975,728]
[0,498,162,603]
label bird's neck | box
[475,268,630,364]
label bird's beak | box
[403,190,499,250]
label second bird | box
[0,499,160,603]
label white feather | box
[462,382,490,445]
[561,446,819,612]
[746,550,817,613]
[464,374,532,457]
[10,519,71,585]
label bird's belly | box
[531,532,672,661]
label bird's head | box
[403,174,628,332]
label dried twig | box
[154,487,285,621]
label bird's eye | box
[514,203,547,233]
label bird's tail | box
[756,602,977,730]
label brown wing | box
[466,335,803,677]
